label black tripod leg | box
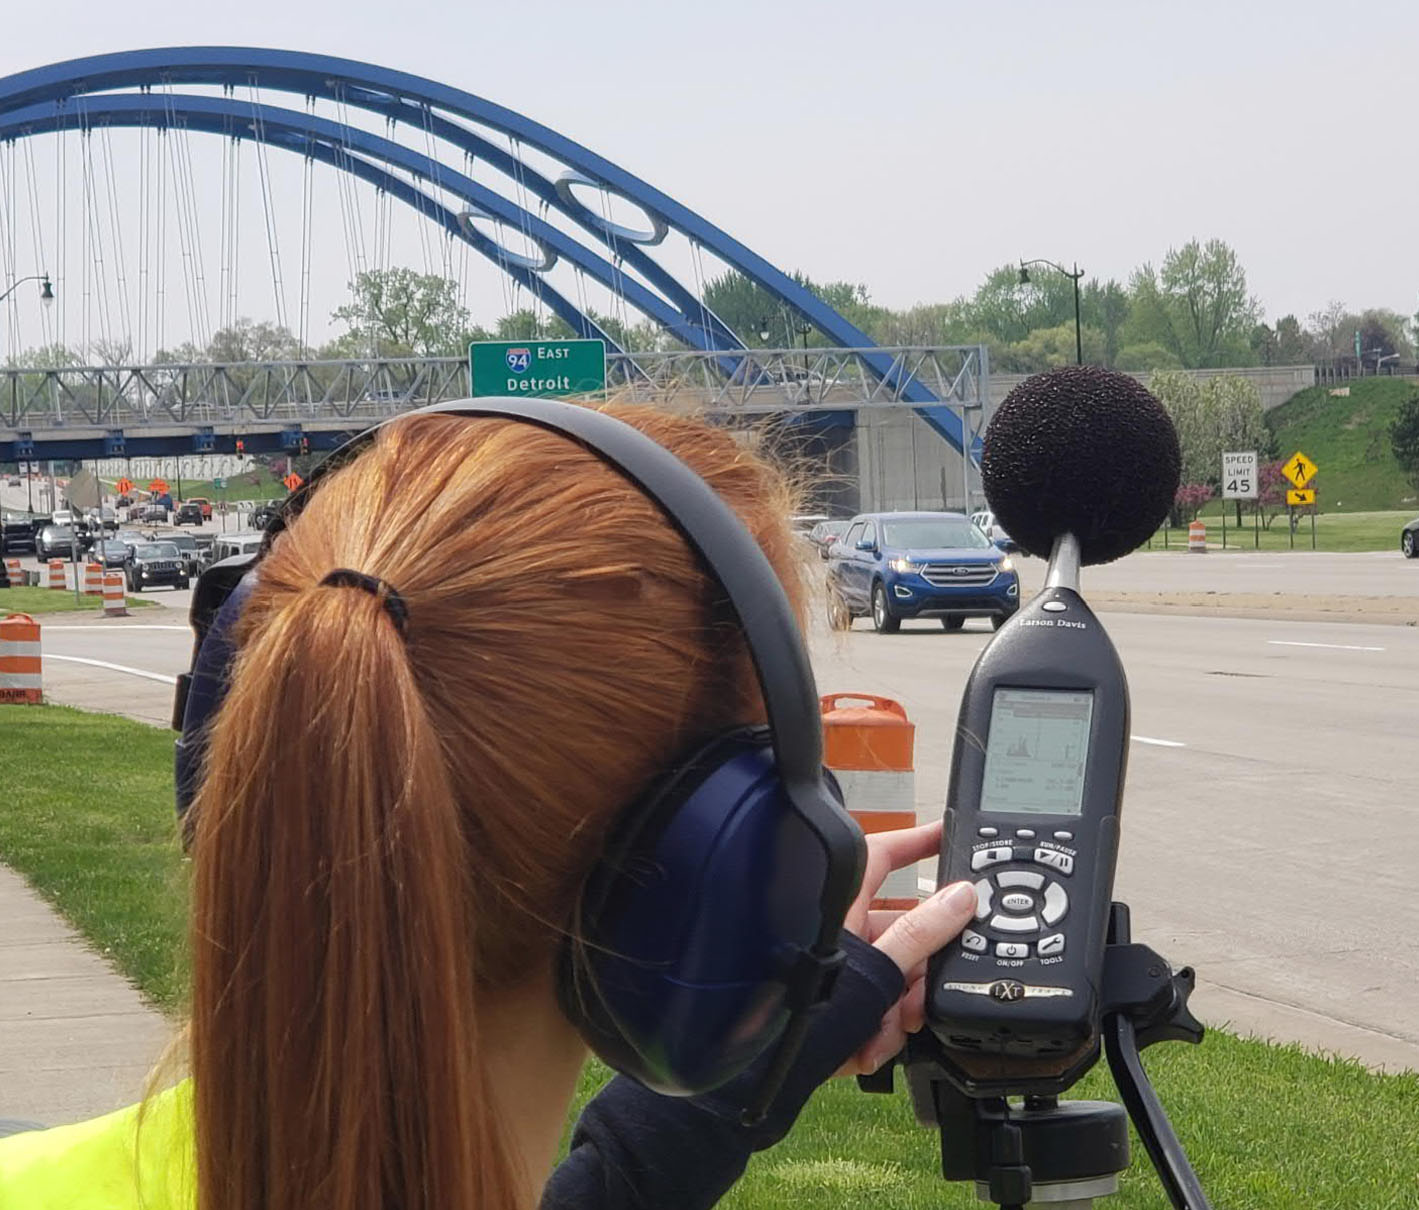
[1104,1014,1213,1210]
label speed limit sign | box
[1222,451,1258,500]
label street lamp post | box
[1018,259,1084,365]
[0,273,55,308]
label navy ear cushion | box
[174,571,259,837]
[559,731,844,1094]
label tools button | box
[995,942,1031,959]
[996,871,1046,891]
[1038,933,1066,957]
[990,914,1040,934]
[1042,883,1069,925]
[961,929,988,953]
[1034,848,1074,875]
[973,879,993,921]
[1000,892,1034,913]
[971,846,1015,871]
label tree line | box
[3,238,1412,377]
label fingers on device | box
[171,397,866,1117]
[927,534,1126,1090]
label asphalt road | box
[17,594,1419,1075]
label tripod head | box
[860,903,1212,1209]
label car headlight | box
[999,557,1014,572]
[888,557,921,573]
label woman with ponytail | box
[0,404,978,1210]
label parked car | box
[1402,517,1419,559]
[87,539,132,569]
[1,511,40,555]
[209,531,265,564]
[825,510,1019,634]
[186,496,213,520]
[125,541,190,591]
[173,501,204,526]
[250,499,285,531]
[969,509,1019,553]
[807,519,850,560]
[34,524,79,562]
[162,531,205,576]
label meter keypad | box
[960,843,1073,959]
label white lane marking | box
[1267,640,1385,653]
[42,654,178,685]
[1131,735,1186,748]
[40,624,189,632]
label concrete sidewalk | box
[0,863,170,1125]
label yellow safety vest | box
[0,1080,195,1209]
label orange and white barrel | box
[83,561,104,596]
[47,559,66,589]
[1188,521,1206,552]
[0,613,42,704]
[821,693,918,909]
[4,559,20,587]
[101,572,127,618]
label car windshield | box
[46,526,74,538]
[166,535,197,549]
[137,543,179,559]
[95,541,126,556]
[881,519,991,550]
[815,521,850,539]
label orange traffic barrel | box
[1188,520,1206,552]
[821,693,918,908]
[47,559,66,589]
[83,561,104,596]
[0,613,42,704]
[101,572,127,618]
[4,559,20,587]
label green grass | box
[0,585,154,613]
[1265,377,1419,512]
[2,705,1416,1206]
[0,705,189,1010]
[1146,508,1412,553]
[98,466,288,505]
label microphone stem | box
[1043,533,1082,593]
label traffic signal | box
[235,438,245,454]
[299,436,310,456]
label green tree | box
[1273,314,1309,363]
[331,267,475,357]
[701,269,874,347]
[1389,394,1419,493]
[1124,240,1259,367]
[1114,342,1181,372]
[997,323,1107,372]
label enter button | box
[1000,892,1034,913]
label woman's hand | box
[838,818,977,1077]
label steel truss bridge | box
[0,346,988,460]
[0,47,981,465]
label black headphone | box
[172,397,865,1115]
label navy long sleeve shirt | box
[541,933,904,1209]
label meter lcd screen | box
[979,688,1094,816]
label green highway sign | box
[213,477,226,489]
[469,338,606,399]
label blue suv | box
[826,511,1019,634]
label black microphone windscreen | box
[981,366,1181,566]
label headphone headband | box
[270,398,825,788]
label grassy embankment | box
[1,702,1416,1206]
[1147,377,1419,551]
[0,585,152,613]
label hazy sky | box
[2,0,1415,344]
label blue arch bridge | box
[0,48,989,514]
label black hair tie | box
[318,568,410,637]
